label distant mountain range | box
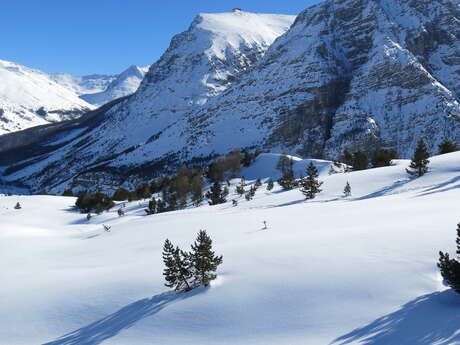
[0,61,149,135]
[1,1,460,194]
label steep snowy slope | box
[80,65,149,106]
[0,60,94,135]
[0,10,295,192]
[2,152,460,345]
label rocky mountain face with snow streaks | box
[1,1,460,193]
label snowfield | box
[2,152,460,345]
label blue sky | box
[1,0,321,76]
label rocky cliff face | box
[1,1,460,193]
[178,0,460,160]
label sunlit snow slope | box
[0,60,94,134]
[2,152,460,345]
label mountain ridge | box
[2,2,460,193]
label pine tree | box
[62,189,74,197]
[439,139,458,155]
[406,139,430,177]
[206,182,227,205]
[162,239,192,291]
[162,239,176,289]
[14,202,21,210]
[277,170,296,190]
[438,223,460,294]
[254,178,262,189]
[341,149,353,171]
[352,151,368,171]
[343,181,351,197]
[371,149,398,168]
[300,162,323,200]
[157,199,167,213]
[266,179,274,191]
[276,154,293,175]
[145,198,157,215]
[117,208,125,217]
[190,174,204,206]
[190,230,223,287]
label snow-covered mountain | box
[51,73,116,96]
[0,10,296,192]
[80,65,149,106]
[2,0,460,194]
[2,151,460,344]
[0,60,94,135]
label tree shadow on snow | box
[332,290,460,345]
[43,288,205,345]
[355,179,410,201]
[414,175,460,198]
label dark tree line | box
[341,148,398,171]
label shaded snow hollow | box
[2,152,460,344]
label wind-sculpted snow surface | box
[0,60,93,134]
[2,152,460,345]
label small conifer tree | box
[157,199,167,213]
[145,198,157,215]
[277,170,296,190]
[343,181,351,197]
[300,162,323,200]
[206,182,227,205]
[117,208,125,217]
[190,230,223,287]
[438,223,460,293]
[341,149,353,171]
[14,202,21,210]
[191,175,204,206]
[236,178,246,196]
[266,179,274,191]
[439,139,458,155]
[352,151,368,171]
[371,149,398,168]
[407,139,430,177]
[162,239,192,291]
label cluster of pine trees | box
[339,138,457,175]
[341,148,398,171]
[73,138,457,214]
[163,230,223,291]
[72,149,259,215]
[75,192,115,213]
